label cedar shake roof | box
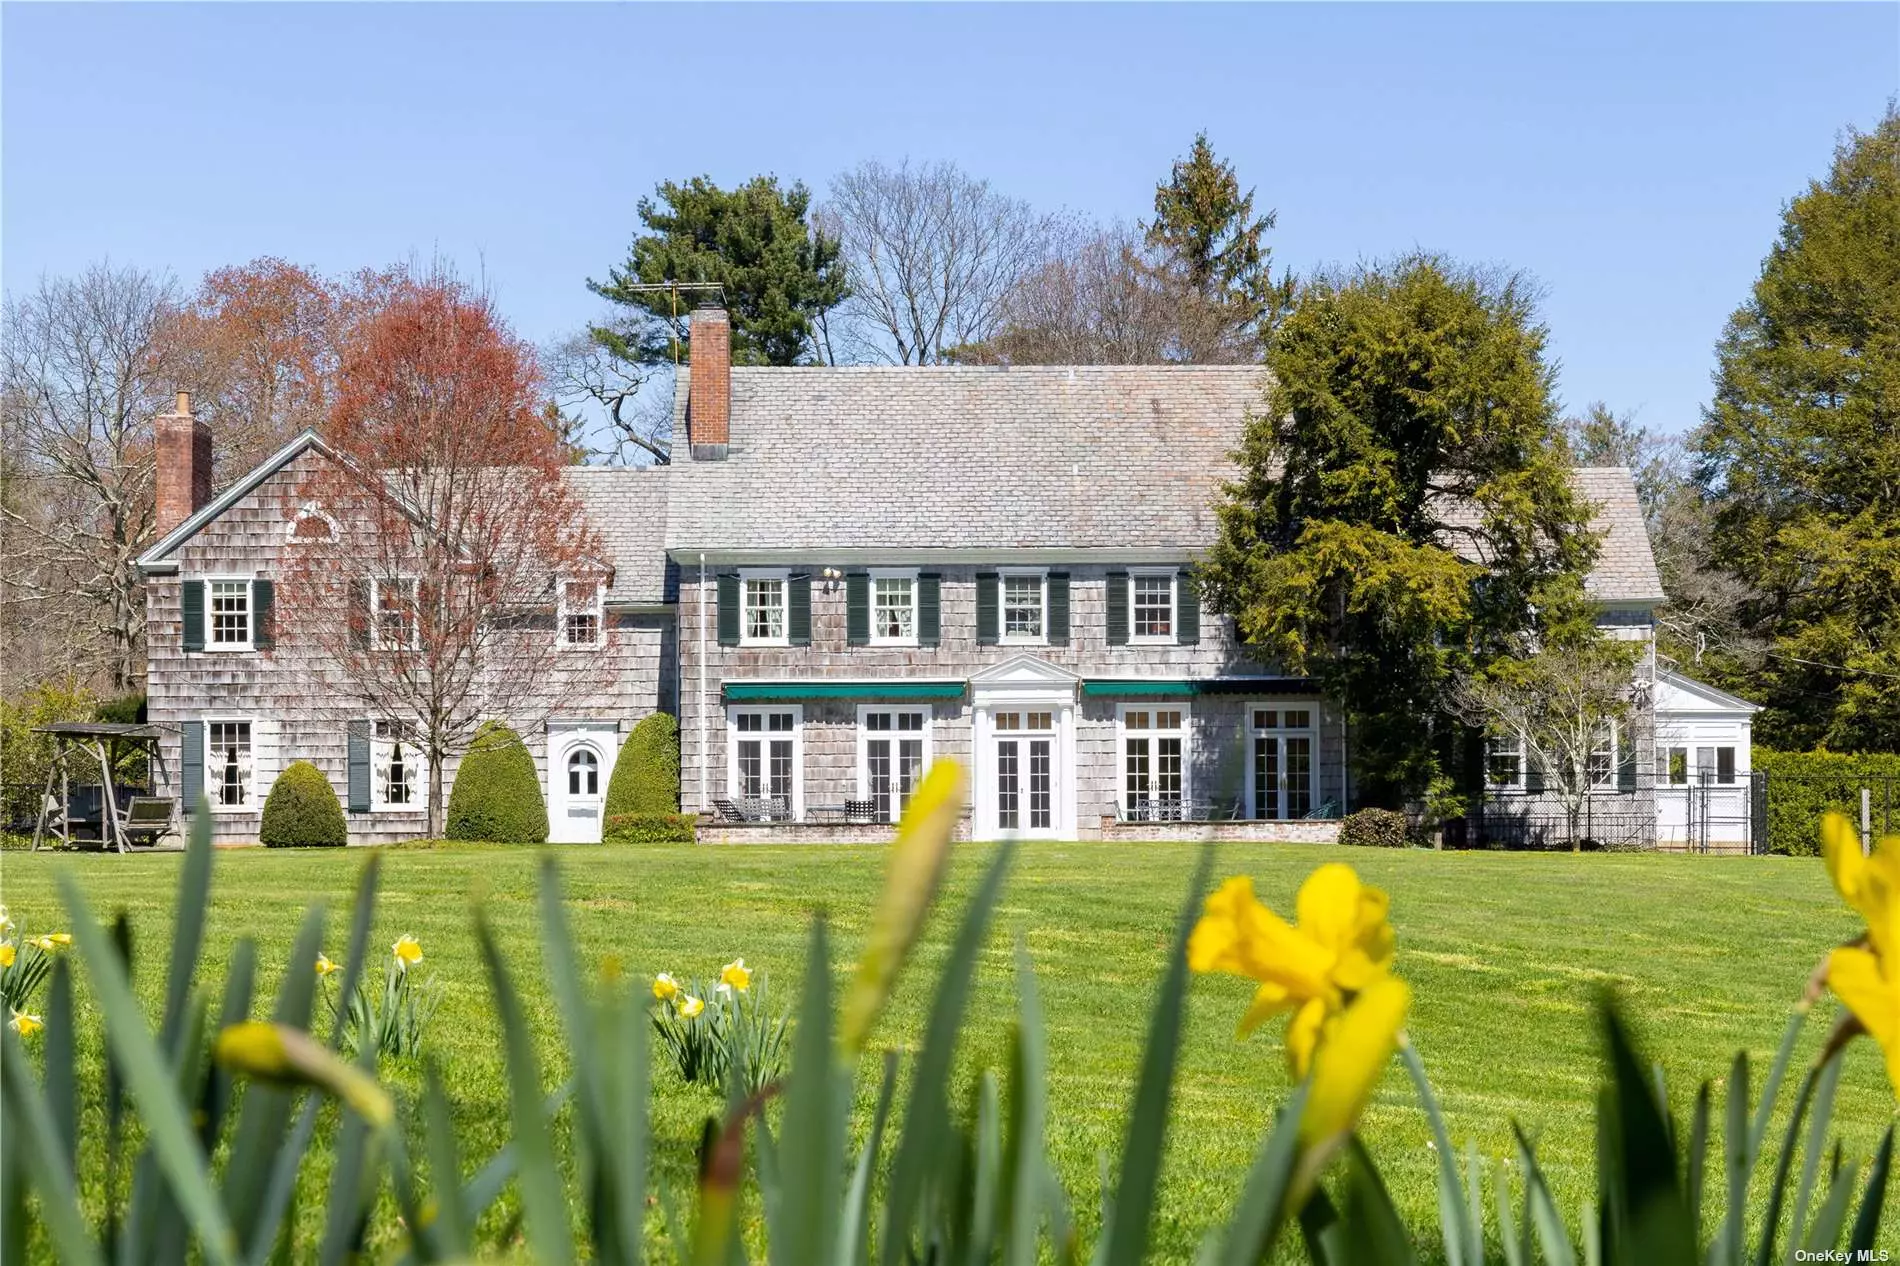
[565,465,672,603]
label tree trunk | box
[428,751,446,839]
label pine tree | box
[589,175,848,367]
[1694,110,1900,750]
[1197,256,1600,806]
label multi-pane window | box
[568,748,600,796]
[1131,574,1174,640]
[1123,708,1187,820]
[743,577,786,643]
[373,578,419,649]
[1002,574,1045,641]
[210,581,251,646]
[862,708,927,823]
[1251,708,1314,820]
[1587,725,1617,788]
[872,576,916,643]
[208,721,253,809]
[993,709,1053,832]
[1487,733,1525,789]
[733,709,798,817]
[561,580,602,648]
[372,720,416,809]
[1667,746,1689,785]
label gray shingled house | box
[136,304,1722,846]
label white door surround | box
[548,721,620,843]
[969,655,1079,839]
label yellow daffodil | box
[0,943,14,969]
[653,972,680,1001]
[392,935,423,971]
[9,1009,43,1038]
[1188,865,1395,1076]
[27,934,67,953]
[677,994,705,1019]
[315,953,340,977]
[1821,813,1900,1097]
[1300,976,1411,1145]
[720,958,751,992]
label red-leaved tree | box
[278,266,604,835]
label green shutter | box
[716,574,740,646]
[975,573,999,645]
[252,578,275,650]
[180,720,204,810]
[1048,573,1071,645]
[1176,576,1200,645]
[347,721,371,813]
[846,572,870,646]
[1525,750,1545,794]
[918,574,941,647]
[181,580,206,652]
[788,574,812,646]
[348,579,371,650]
[1617,726,1637,791]
[1106,571,1129,646]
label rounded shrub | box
[1338,807,1410,849]
[446,722,548,843]
[259,760,348,848]
[605,712,681,817]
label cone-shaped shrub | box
[259,760,348,847]
[446,721,547,842]
[604,711,680,817]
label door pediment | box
[969,654,1080,705]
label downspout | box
[699,553,708,813]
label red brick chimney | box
[154,392,212,538]
[687,305,730,461]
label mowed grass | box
[3,839,1894,1261]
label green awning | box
[724,681,966,702]
[1080,678,1319,698]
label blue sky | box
[5,3,1895,435]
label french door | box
[862,708,927,823]
[1250,707,1315,820]
[991,710,1056,834]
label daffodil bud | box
[214,1021,394,1128]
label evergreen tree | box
[1198,256,1599,806]
[1142,132,1293,355]
[589,175,848,367]
[1694,111,1900,750]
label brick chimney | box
[687,305,730,461]
[154,392,212,538]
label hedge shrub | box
[605,712,681,817]
[259,760,348,847]
[446,722,548,843]
[1756,749,1900,856]
[1339,807,1410,849]
[603,812,697,844]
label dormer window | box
[560,579,603,648]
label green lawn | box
[3,840,1893,1261]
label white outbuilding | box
[1652,667,1762,851]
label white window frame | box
[370,576,421,650]
[557,578,605,650]
[1116,703,1192,819]
[1129,570,1178,644]
[204,576,255,652]
[868,568,920,647]
[726,704,804,819]
[1486,731,1526,792]
[999,568,1049,645]
[284,505,338,544]
[1587,722,1619,792]
[1244,703,1320,821]
[738,568,791,647]
[370,719,421,812]
[856,705,934,821]
[204,715,257,813]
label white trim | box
[1655,668,1762,715]
[201,575,257,652]
[557,578,606,650]
[1128,569,1179,644]
[369,576,421,650]
[675,547,1199,567]
[855,704,935,822]
[548,721,620,843]
[998,567,1049,646]
[1115,702,1192,819]
[738,568,791,647]
[726,703,805,820]
[139,430,331,571]
[284,504,339,544]
[367,719,424,813]
[203,715,259,814]
[867,567,921,647]
[969,657,1077,839]
[1242,701,1320,821]
[1485,730,1527,792]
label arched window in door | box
[568,747,599,796]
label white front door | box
[989,719,1059,837]
[548,723,618,843]
[969,654,1080,839]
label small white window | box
[741,573,788,645]
[1001,572,1046,642]
[567,748,600,796]
[372,720,418,810]
[1588,724,1617,789]
[560,579,603,648]
[1131,573,1176,642]
[1487,732,1525,790]
[209,580,252,648]
[207,720,254,811]
[1121,706,1189,820]
[871,572,918,645]
[372,578,420,649]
